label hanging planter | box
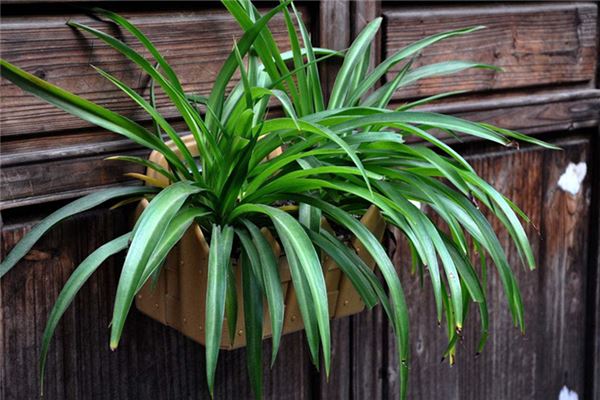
[135,137,386,349]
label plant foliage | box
[0,1,557,398]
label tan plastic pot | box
[134,136,386,349]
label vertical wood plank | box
[317,318,351,399]
[535,138,590,398]
[587,126,600,400]
[352,0,381,75]
[319,0,350,101]
[351,307,386,399]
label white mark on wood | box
[557,162,587,195]
[558,385,578,400]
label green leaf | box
[240,220,284,365]
[480,122,561,150]
[281,239,321,367]
[39,233,131,395]
[256,118,372,192]
[395,90,467,111]
[461,172,536,270]
[290,195,410,399]
[0,186,157,278]
[233,40,255,111]
[225,259,238,346]
[245,166,385,203]
[92,66,200,180]
[105,155,177,183]
[223,0,300,108]
[207,1,292,130]
[299,203,321,233]
[241,249,264,399]
[328,17,382,109]
[282,4,311,115]
[291,2,325,112]
[401,61,500,86]
[110,181,203,349]
[92,8,184,92]
[205,224,235,397]
[414,174,525,330]
[362,60,412,108]
[0,60,188,175]
[332,111,511,146]
[235,228,264,290]
[135,207,210,292]
[232,204,331,376]
[66,20,220,177]
[304,228,378,308]
[349,26,485,103]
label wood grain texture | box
[588,125,600,400]
[0,6,310,137]
[319,0,350,100]
[384,3,598,99]
[352,0,381,91]
[0,151,147,210]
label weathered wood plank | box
[0,153,147,210]
[0,6,311,137]
[593,210,600,400]
[587,126,600,400]
[534,137,590,398]
[351,307,388,399]
[317,318,351,399]
[384,3,598,99]
[319,0,350,100]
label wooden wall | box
[1,1,599,399]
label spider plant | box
[0,1,557,398]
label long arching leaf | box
[39,233,131,394]
[205,224,235,396]
[0,60,188,174]
[110,181,203,349]
[0,186,157,278]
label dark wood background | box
[1,1,599,399]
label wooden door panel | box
[384,3,598,99]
